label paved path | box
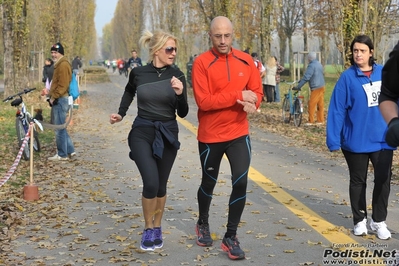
[6,71,399,266]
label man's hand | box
[242,90,257,104]
[47,98,58,107]
[292,86,301,91]
[237,100,257,114]
[386,117,399,147]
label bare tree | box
[25,0,96,59]
[259,0,274,61]
[111,0,144,59]
[324,0,397,67]
[101,24,113,60]
[1,0,29,96]
[364,0,398,61]
[234,0,277,62]
[309,0,336,66]
[278,0,303,79]
[3,0,399,91]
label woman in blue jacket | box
[326,35,395,240]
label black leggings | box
[197,135,251,237]
[128,126,178,199]
[342,149,393,225]
[263,84,275,102]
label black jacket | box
[42,64,54,83]
[380,41,399,103]
[72,57,82,70]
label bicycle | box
[2,88,43,160]
[282,81,304,127]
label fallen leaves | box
[1,86,396,266]
[115,235,127,242]
[284,249,296,253]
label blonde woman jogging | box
[110,29,189,251]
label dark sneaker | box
[221,235,245,260]
[153,227,163,248]
[140,229,154,251]
[195,223,213,246]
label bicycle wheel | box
[15,118,30,160]
[32,128,41,152]
[282,97,290,123]
[27,116,41,152]
[293,99,303,127]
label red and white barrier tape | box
[0,125,31,187]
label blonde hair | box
[139,29,179,60]
[266,56,276,68]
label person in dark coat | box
[379,41,399,147]
[42,58,54,83]
[72,56,82,75]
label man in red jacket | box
[191,16,263,260]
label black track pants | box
[197,135,251,236]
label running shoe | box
[370,219,391,240]
[353,218,367,236]
[221,235,245,260]
[195,222,213,246]
[140,228,154,251]
[153,227,163,248]
[48,154,69,161]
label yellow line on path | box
[248,166,356,244]
[108,77,380,264]
[175,118,387,266]
[177,117,357,245]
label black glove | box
[46,98,58,107]
[385,117,399,147]
[292,86,301,91]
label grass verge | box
[0,89,55,190]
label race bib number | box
[362,81,381,107]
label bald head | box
[210,16,233,33]
[209,16,233,55]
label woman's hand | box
[171,76,183,95]
[109,113,122,124]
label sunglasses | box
[165,46,177,54]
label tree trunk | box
[289,37,294,80]
[302,0,308,53]
[2,3,14,96]
[260,0,272,61]
[342,0,361,67]
[2,0,29,97]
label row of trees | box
[1,0,96,96]
[1,0,399,96]
[101,0,398,74]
